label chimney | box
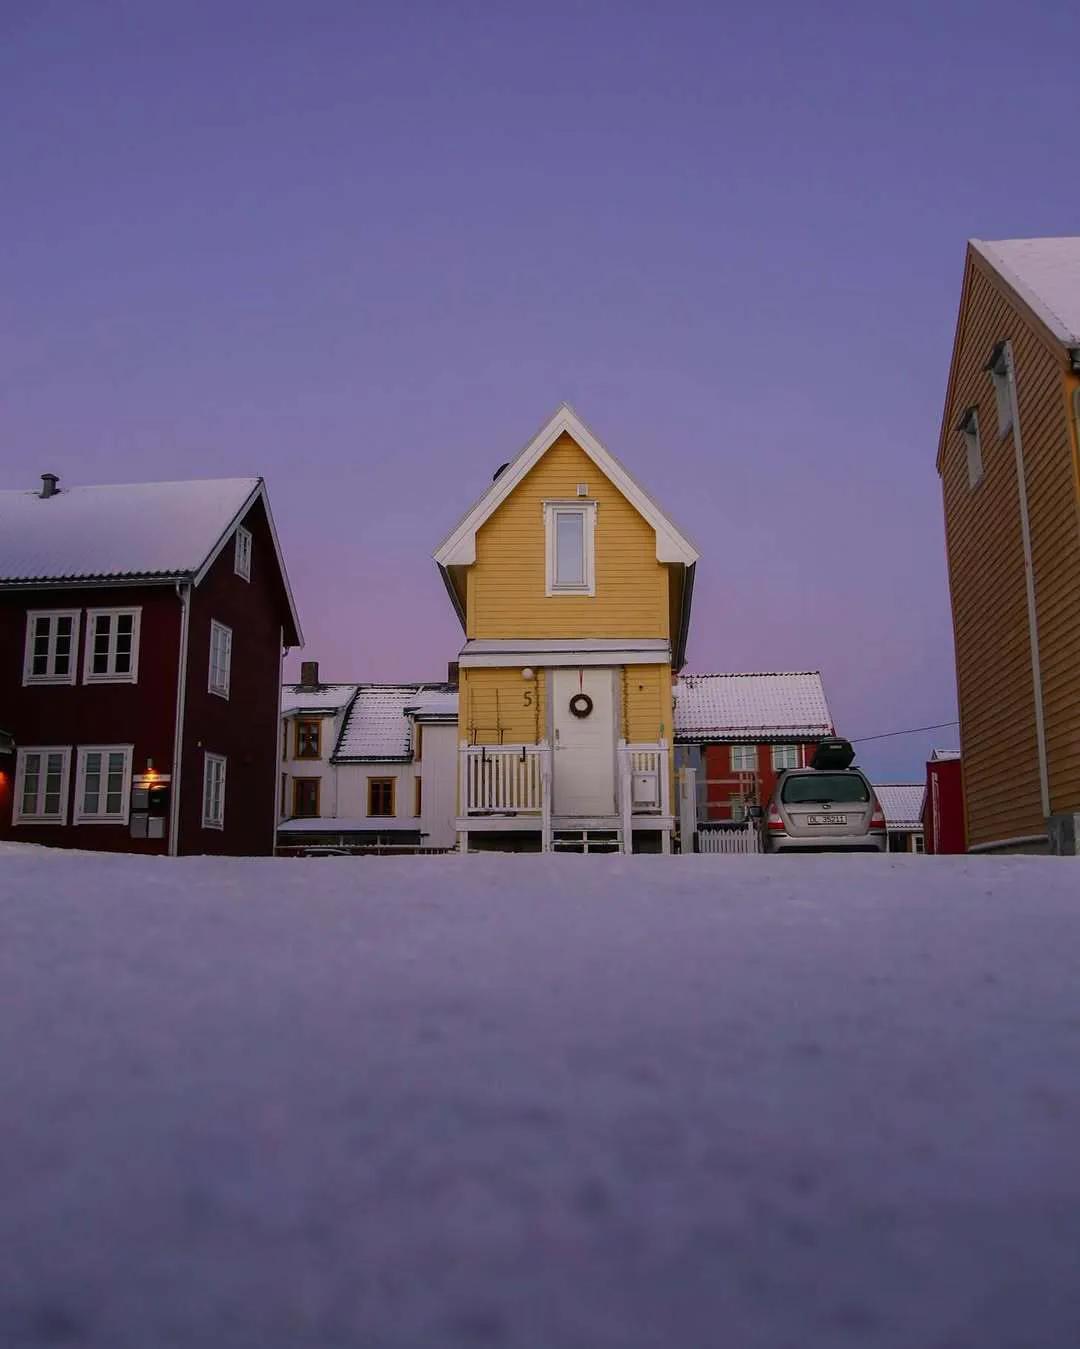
[447,661,459,688]
[40,473,59,499]
[300,660,320,688]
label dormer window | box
[959,406,983,488]
[984,341,1013,438]
[544,501,596,596]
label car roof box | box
[810,738,855,770]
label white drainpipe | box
[1004,341,1050,820]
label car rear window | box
[781,773,870,804]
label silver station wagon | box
[761,739,887,853]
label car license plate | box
[807,814,847,826]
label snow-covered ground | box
[2,845,1079,1348]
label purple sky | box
[4,2,1078,780]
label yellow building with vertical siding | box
[434,405,698,852]
[938,238,1080,854]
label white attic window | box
[959,406,983,488]
[544,501,596,596]
[234,525,252,581]
[984,341,1013,438]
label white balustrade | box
[461,744,550,815]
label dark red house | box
[923,749,966,854]
[674,672,835,822]
[0,474,302,856]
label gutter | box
[169,581,191,856]
[1003,341,1051,820]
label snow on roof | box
[404,693,459,720]
[972,237,1080,347]
[873,783,926,830]
[0,477,260,583]
[333,684,456,761]
[282,684,359,715]
[674,672,833,742]
[930,748,961,762]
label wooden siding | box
[459,662,673,749]
[459,666,547,745]
[622,664,673,744]
[468,434,670,640]
[940,252,1080,846]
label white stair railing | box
[461,744,547,815]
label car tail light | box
[870,802,886,831]
[767,805,786,832]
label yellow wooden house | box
[434,404,699,852]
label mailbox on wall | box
[131,773,171,840]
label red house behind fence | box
[0,474,302,856]
[674,672,835,822]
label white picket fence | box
[697,824,762,855]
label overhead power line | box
[850,720,959,745]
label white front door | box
[551,667,616,816]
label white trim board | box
[460,638,670,668]
[433,404,700,568]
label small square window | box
[13,746,71,824]
[202,752,227,829]
[368,777,395,817]
[23,610,80,685]
[209,620,232,698]
[75,745,133,823]
[959,406,983,488]
[730,744,757,773]
[83,609,141,683]
[984,341,1013,438]
[235,526,252,581]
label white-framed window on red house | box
[74,745,133,824]
[208,621,232,699]
[23,610,80,685]
[234,526,252,581]
[83,608,141,684]
[730,744,757,773]
[771,744,799,771]
[13,747,72,824]
[202,752,227,829]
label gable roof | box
[433,404,700,569]
[674,671,833,742]
[872,783,926,830]
[332,684,457,762]
[971,237,1080,348]
[0,476,302,644]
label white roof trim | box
[460,638,670,669]
[433,404,699,568]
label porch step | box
[552,828,623,854]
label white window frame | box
[208,620,232,699]
[13,746,72,825]
[74,744,134,824]
[987,342,1013,439]
[771,744,799,771]
[959,406,983,488]
[544,500,597,597]
[82,607,141,684]
[202,752,227,829]
[23,610,81,686]
[234,525,252,581]
[730,744,757,773]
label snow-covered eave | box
[675,726,834,744]
[329,754,413,766]
[432,404,700,570]
[0,571,193,590]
